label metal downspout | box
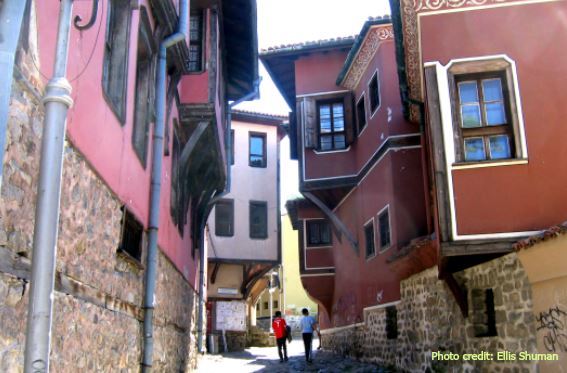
[24,0,75,371]
[196,80,260,353]
[142,0,188,371]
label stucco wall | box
[518,234,567,373]
[207,120,279,262]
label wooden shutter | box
[302,97,317,149]
[344,91,355,145]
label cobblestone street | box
[197,339,392,372]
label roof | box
[336,16,392,86]
[222,0,259,100]
[260,36,355,108]
[513,222,567,251]
[232,109,288,126]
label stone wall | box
[321,254,538,372]
[0,38,199,371]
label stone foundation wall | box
[0,50,199,371]
[321,254,538,372]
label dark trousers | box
[276,337,287,360]
[302,333,313,361]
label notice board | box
[215,301,247,331]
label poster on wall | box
[215,301,247,331]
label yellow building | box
[255,214,317,321]
[515,226,567,373]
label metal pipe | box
[142,0,188,371]
[24,0,75,372]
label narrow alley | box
[198,339,390,373]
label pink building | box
[0,0,258,370]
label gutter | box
[196,79,260,353]
[141,0,188,371]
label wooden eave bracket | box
[443,272,468,318]
[302,191,359,254]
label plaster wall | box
[207,120,279,262]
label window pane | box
[319,105,331,133]
[482,79,503,102]
[485,102,506,126]
[250,136,264,156]
[489,135,511,159]
[458,81,479,103]
[461,104,482,128]
[332,103,345,132]
[308,222,321,245]
[215,200,233,236]
[320,223,331,244]
[464,137,486,161]
[320,135,332,151]
[379,210,390,249]
[334,135,346,149]
[357,98,366,132]
[250,202,267,239]
[365,223,375,258]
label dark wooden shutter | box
[344,91,355,145]
[303,97,317,149]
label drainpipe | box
[196,80,260,353]
[24,1,74,372]
[142,0,188,371]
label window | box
[364,219,375,258]
[188,10,205,72]
[118,208,143,262]
[456,74,514,162]
[249,132,267,167]
[103,0,132,123]
[471,288,497,337]
[215,199,234,237]
[386,306,398,339]
[306,220,332,247]
[132,8,156,168]
[356,94,367,134]
[378,207,391,250]
[446,57,526,164]
[249,201,268,239]
[318,100,346,151]
[273,300,278,309]
[301,92,354,151]
[264,302,269,310]
[256,303,260,311]
[369,71,380,114]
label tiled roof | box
[260,15,392,56]
[513,222,567,251]
[261,35,356,55]
[232,109,287,120]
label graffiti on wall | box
[536,306,567,353]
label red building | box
[263,1,567,371]
[0,0,257,370]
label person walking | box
[272,311,288,363]
[300,308,317,363]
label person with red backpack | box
[272,311,289,363]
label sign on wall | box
[215,301,247,331]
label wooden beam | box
[303,191,359,254]
[443,272,468,318]
[424,66,452,242]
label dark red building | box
[263,2,567,371]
